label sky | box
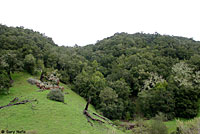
[0,0,199,46]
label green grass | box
[0,72,124,134]
[164,120,176,134]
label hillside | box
[1,25,200,134]
[0,72,124,134]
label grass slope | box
[0,72,124,134]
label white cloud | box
[0,0,199,46]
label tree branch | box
[0,98,38,109]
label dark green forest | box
[1,24,200,121]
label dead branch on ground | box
[0,97,38,110]
[83,98,105,126]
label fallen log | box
[92,113,109,122]
[83,98,105,126]
[86,115,93,126]
[83,110,104,124]
[0,98,38,109]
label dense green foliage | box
[24,54,36,74]
[1,24,200,120]
[137,82,175,119]
[77,33,200,119]
[0,69,11,94]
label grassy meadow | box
[0,72,124,134]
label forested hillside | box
[75,32,200,120]
[1,24,200,123]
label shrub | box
[132,115,168,134]
[174,118,200,134]
[149,119,168,134]
[47,89,64,103]
[132,118,150,134]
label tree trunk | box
[40,71,44,81]
[7,70,12,81]
[85,97,91,111]
[83,97,105,126]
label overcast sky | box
[0,0,199,46]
